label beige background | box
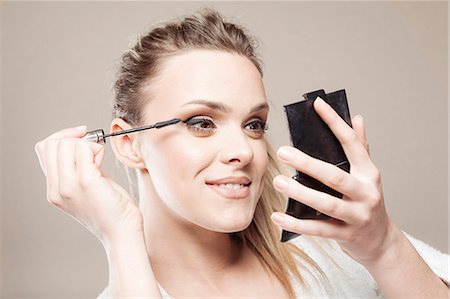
[1,1,448,297]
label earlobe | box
[110,118,146,169]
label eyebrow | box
[181,99,269,114]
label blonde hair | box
[236,141,325,296]
[112,8,323,297]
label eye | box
[184,117,217,136]
[244,119,268,139]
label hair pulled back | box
[113,8,262,126]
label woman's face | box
[137,50,269,233]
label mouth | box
[205,177,252,199]
[214,183,249,190]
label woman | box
[35,9,448,298]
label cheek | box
[254,142,269,174]
[254,142,269,194]
[141,136,213,192]
[158,140,209,170]
[180,136,223,171]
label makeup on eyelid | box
[82,115,268,143]
[183,116,268,138]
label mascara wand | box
[83,118,183,144]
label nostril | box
[228,158,241,163]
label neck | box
[133,171,280,297]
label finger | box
[35,141,47,175]
[36,126,88,173]
[313,98,371,168]
[47,125,87,140]
[93,143,105,169]
[43,139,62,206]
[277,146,367,200]
[75,140,104,186]
[57,139,77,200]
[273,175,360,223]
[271,212,349,240]
[351,115,370,156]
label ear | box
[110,118,146,169]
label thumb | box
[89,142,105,169]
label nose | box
[219,129,254,167]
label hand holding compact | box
[34,126,144,245]
[272,98,392,266]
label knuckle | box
[371,195,383,212]
[327,172,346,188]
[358,211,371,227]
[341,130,358,145]
[369,168,381,182]
[295,155,309,171]
[47,191,62,207]
[328,112,340,126]
[324,198,339,216]
[365,187,382,207]
[58,184,74,200]
[78,175,94,189]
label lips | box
[205,176,251,199]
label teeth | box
[218,183,245,190]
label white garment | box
[290,233,449,298]
[98,232,449,298]
[289,235,382,298]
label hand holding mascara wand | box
[83,118,184,144]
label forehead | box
[142,50,267,117]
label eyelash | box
[184,116,268,138]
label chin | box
[211,214,254,233]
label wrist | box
[102,228,160,296]
[99,213,145,247]
[361,222,449,298]
[102,227,147,254]
[363,220,405,269]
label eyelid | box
[245,119,268,130]
[184,116,217,137]
[179,106,221,121]
[184,116,214,125]
[180,111,268,139]
[245,116,268,126]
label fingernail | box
[74,125,87,131]
[315,97,325,103]
[273,176,289,190]
[314,97,328,107]
[278,146,293,160]
[271,213,285,224]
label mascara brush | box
[83,118,183,144]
